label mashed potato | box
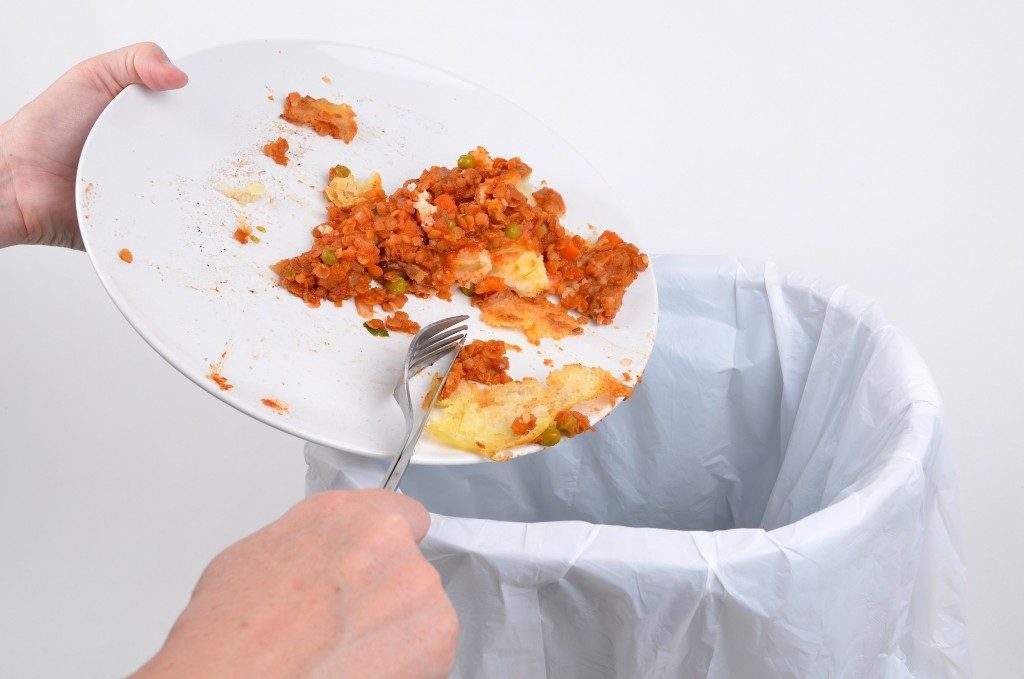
[427,364,631,460]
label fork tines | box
[405,315,469,378]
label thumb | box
[78,42,188,98]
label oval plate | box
[77,40,658,464]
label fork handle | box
[380,431,417,491]
[381,400,435,490]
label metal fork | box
[380,315,469,491]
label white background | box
[1,1,1020,676]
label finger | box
[81,41,188,97]
[138,45,189,91]
[352,489,432,543]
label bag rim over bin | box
[306,255,970,678]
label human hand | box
[0,42,187,249]
[133,490,458,679]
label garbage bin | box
[305,256,970,678]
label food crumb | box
[622,371,631,381]
[219,181,266,205]
[363,319,389,337]
[118,248,133,263]
[208,350,232,390]
[511,412,537,435]
[262,137,290,165]
[280,92,358,143]
[262,137,290,166]
[384,310,421,335]
[322,75,331,84]
[234,219,253,244]
[209,372,232,390]
[261,398,288,413]
[256,225,267,233]
[543,358,554,367]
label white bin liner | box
[305,256,969,678]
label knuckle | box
[197,542,236,584]
[356,511,411,552]
[406,558,445,600]
[374,512,412,541]
[210,540,240,566]
[422,559,445,590]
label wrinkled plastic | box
[305,256,970,678]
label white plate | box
[77,40,658,464]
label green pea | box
[320,248,338,265]
[457,154,475,169]
[459,285,475,296]
[283,267,296,279]
[447,219,458,230]
[504,222,522,240]
[538,425,561,447]
[385,277,407,295]
[249,235,261,244]
[333,164,351,178]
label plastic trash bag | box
[305,256,970,678]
